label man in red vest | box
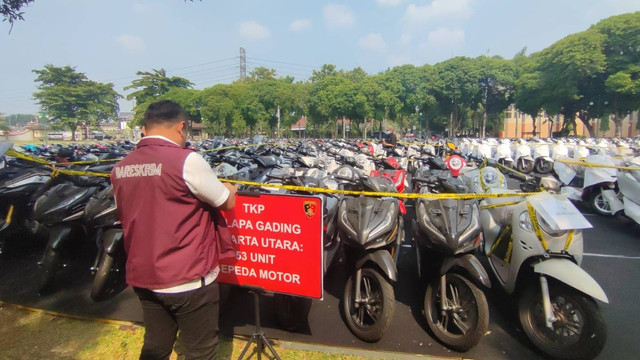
[111,100,237,359]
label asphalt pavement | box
[0,204,638,359]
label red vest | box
[111,138,219,289]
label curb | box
[277,339,468,360]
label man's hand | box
[219,183,238,211]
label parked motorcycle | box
[554,154,623,216]
[413,155,490,351]
[465,164,608,359]
[84,186,126,301]
[335,165,404,342]
[515,140,534,174]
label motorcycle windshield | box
[338,197,398,247]
[0,142,12,157]
[583,155,617,188]
[416,198,480,253]
[528,192,592,230]
[618,170,640,205]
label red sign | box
[218,193,324,299]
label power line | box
[245,56,317,69]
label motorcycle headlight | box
[538,215,567,237]
[518,211,533,232]
[336,166,354,181]
[481,168,502,188]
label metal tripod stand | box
[237,289,281,360]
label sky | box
[1,0,638,116]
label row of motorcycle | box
[0,137,624,360]
[455,137,640,226]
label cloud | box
[324,4,355,28]
[116,34,145,52]
[426,27,465,46]
[404,0,473,23]
[377,0,402,6]
[289,18,312,32]
[238,21,271,41]
[358,33,387,52]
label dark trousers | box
[134,281,220,360]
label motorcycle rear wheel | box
[519,282,606,360]
[343,267,395,342]
[535,160,554,174]
[590,189,614,216]
[517,160,535,174]
[424,273,489,352]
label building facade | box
[501,105,639,138]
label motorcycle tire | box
[90,250,126,302]
[343,267,395,342]
[517,160,535,174]
[589,188,614,217]
[274,293,312,332]
[519,281,606,360]
[38,248,60,294]
[535,160,554,174]
[424,273,489,352]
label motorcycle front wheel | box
[38,248,60,294]
[343,267,395,342]
[90,249,126,302]
[424,273,489,352]
[519,282,606,360]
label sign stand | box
[237,288,281,360]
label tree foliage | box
[121,11,640,139]
[125,68,193,106]
[32,65,121,138]
[1,0,33,33]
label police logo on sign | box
[303,201,316,218]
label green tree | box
[32,65,121,139]
[125,68,193,106]
[593,12,640,137]
[249,67,277,81]
[0,112,10,131]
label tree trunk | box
[613,113,622,138]
[578,116,594,138]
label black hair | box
[143,100,190,128]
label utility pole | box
[276,105,280,139]
[239,47,247,81]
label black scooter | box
[335,165,404,342]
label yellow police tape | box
[5,146,546,199]
[219,178,540,200]
[555,158,640,171]
[5,148,111,178]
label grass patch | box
[0,305,369,360]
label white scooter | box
[616,157,640,226]
[462,165,608,360]
[515,139,534,173]
[554,154,624,216]
[495,139,514,168]
[532,140,554,174]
